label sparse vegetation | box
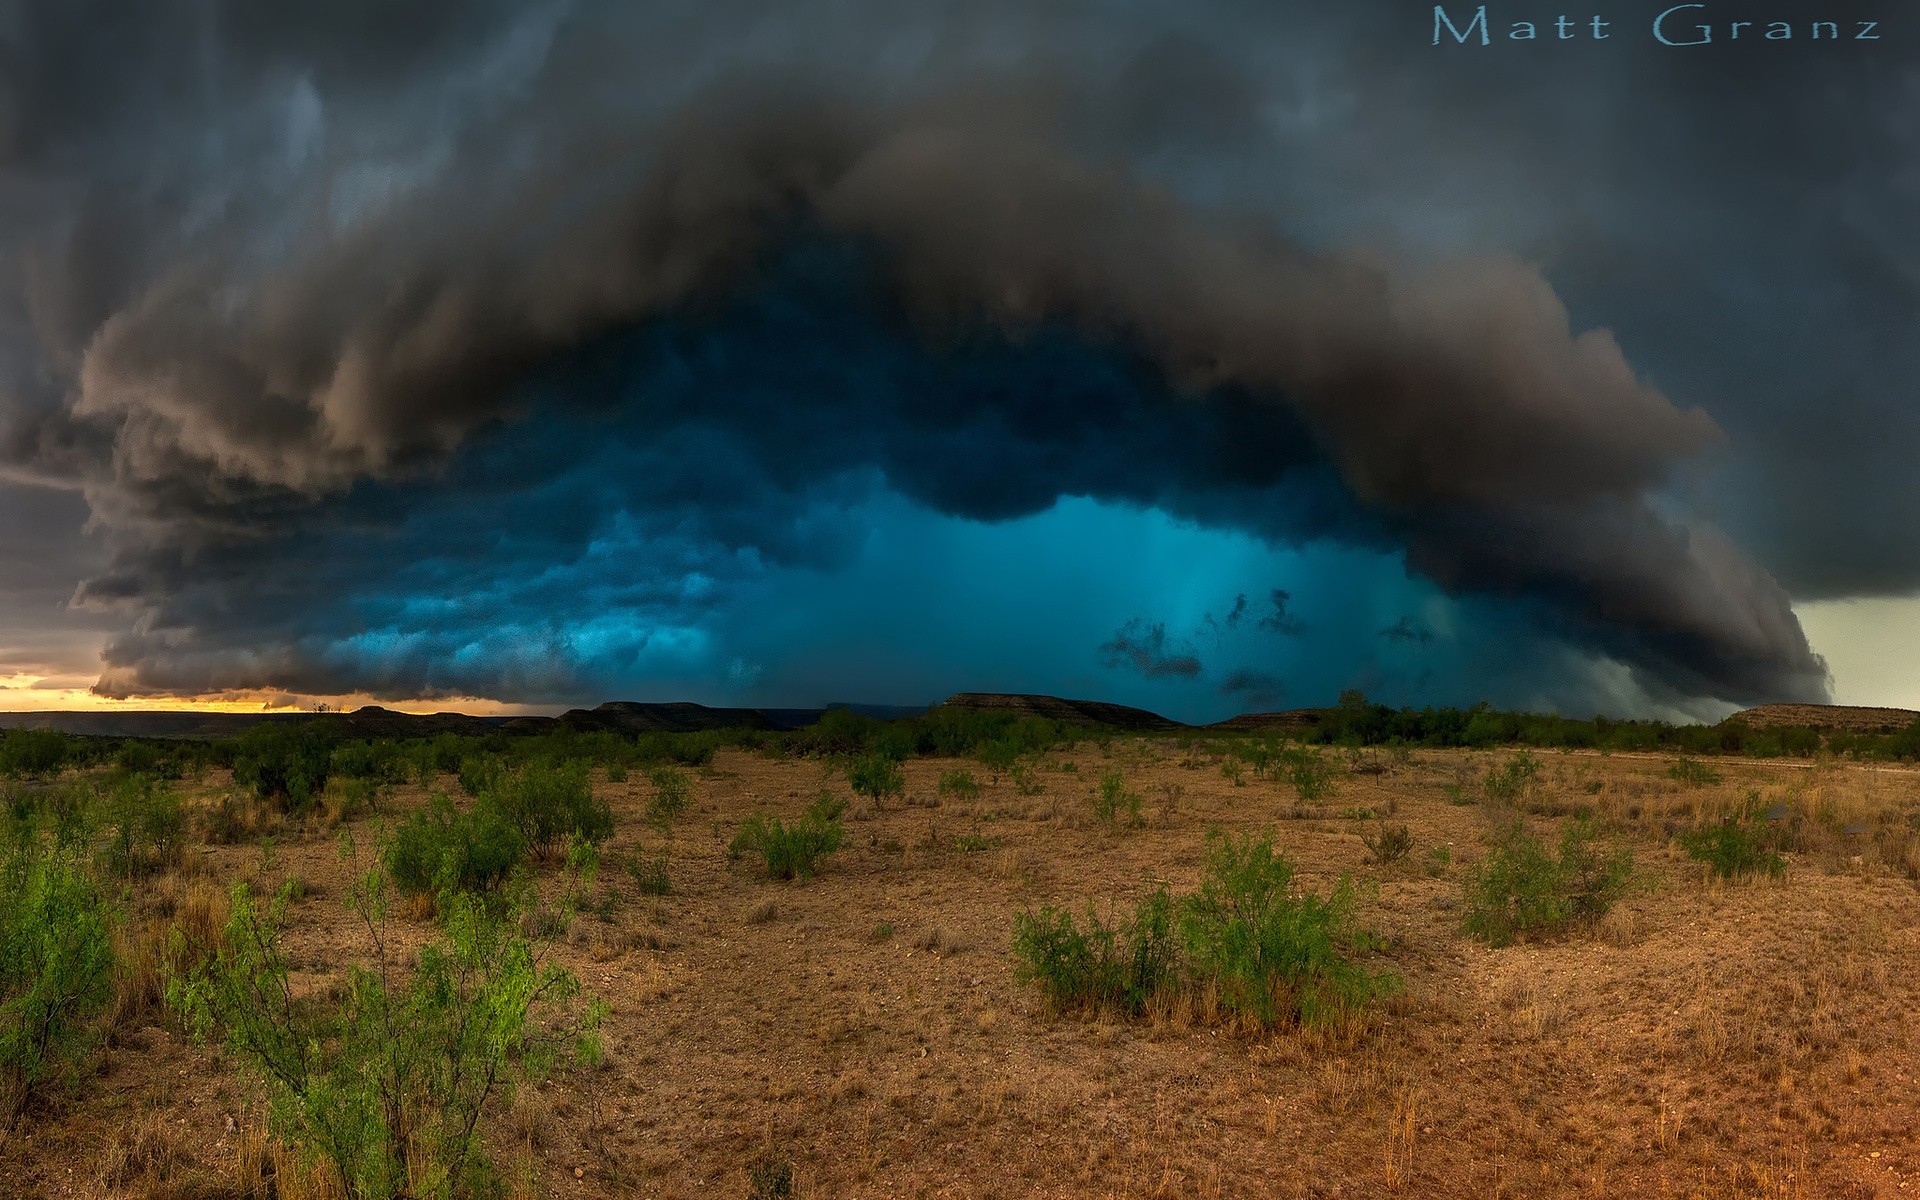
[385,792,527,898]
[1679,800,1786,880]
[848,754,906,810]
[98,773,186,880]
[1362,822,1413,865]
[1280,746,1335,802]
[627,850,672,896]
[1461,818,1634,947]
[168,874,603,1200]
[937,769,981,805]
[5,706,1919,1196]
[1668,757,1724,787]
[1092,770,1143,827]
[0,820,114,1126]
[729,793,847,881]
[1482,753,1542,808]
[1012,831,1392,1031]
[646,765,692,825]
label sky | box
[0,0,1913,722]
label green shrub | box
[1178,833,1389,1030]
[848,754,905,810]
[384,795,526,898]
[113,740,168,778]
[747,1155,795,1200]
[1668,757,1723,787]
[937,770,981,805]
[1092,770,1143,827]
[1679,811,1785,880]
[0,729,70,779]
[330,740,409,784]
[1011,832,1392,1031]
[1461,819,1633,947]
[1362,822,1413,865]
[99,773,185,880]
[646,765,692,826]
[168,876,602,1200]
[1279,747,1335,802]
[1010,891,1176,1018]
[604,761,628,784]
[626,851,672,897]
[456,753,506,799]
[979,740,1021,783]
[486,761,612,855]
[729,794,846,881]
[232,723,332,813]
[1010,760,1045,796]
[0,823,114,1126]
[1483,753,1542,808]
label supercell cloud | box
[2,0,1905,718]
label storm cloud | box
[1,0,1901,715]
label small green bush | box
[1279,747,1335,802]
[848,754,905,810]
[487,761,612,855]
[729,794,846,881]
[1012,832,1392,1031]
[1461,819,1633,947]
[1679,812,1785,880]
[1362,822,1413,865]
[0,729,70,779]
[0,823,114,1126]
[1010,760,1045,796]
[1092,770,1143,827]
[231,723,332,813]
[169,875,602,1200]
[646,765,692,825]
[747,1155,796,1200]
[1011,890,1177,1018]
[1668,757,1723,787]
[979,740,1021,783]
[98,773,185,880]
[937,770,981,805]
[384,794,526,898]
[456,753,506,799]
[1179,833,1388,1029]
[1483,753,1542,808]
[627,851,672,897]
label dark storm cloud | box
[0,0,1891,709]
[1219,668,1286,709]
[1379,617,1434,646]
[1257,589,1306,637]
[1100,620,1204,681]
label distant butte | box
[1722,704,1919,733]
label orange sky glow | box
[0,672,553,716]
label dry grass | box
[109,877,229,1033]
[6,747,1920,1198]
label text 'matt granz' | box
[1433,5,1883,45]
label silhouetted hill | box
[1206,709,1328,733]
[558,701,783,734]
[0,700,930,739]
[939,693,1185,731]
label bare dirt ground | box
[9,741,1920,1200]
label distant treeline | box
[2,696,1917,786]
